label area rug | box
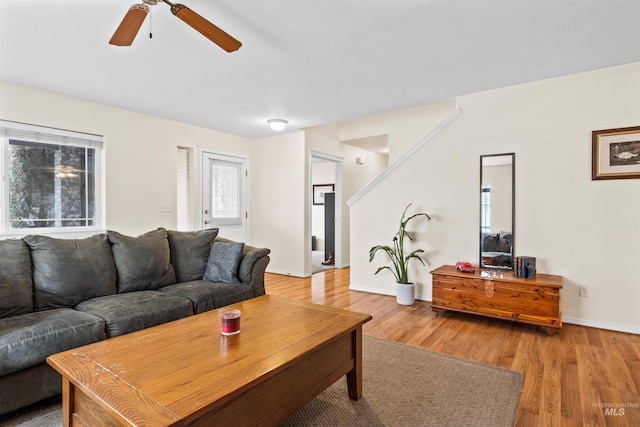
[0,336,522,427]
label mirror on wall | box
[479,153,515,269]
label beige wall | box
[339,143,389,266]
[250,124,388,276]
[350,62,640,333]
[0,81,252,237]
[337,100,457,163]
[249,131,307,276]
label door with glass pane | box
[201,151,247,242]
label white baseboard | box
[349,285,432,302]
[348,285,639,335]
[266,268,308,278]
[348,284,395,297]
[562,317,640,335]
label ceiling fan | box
[109,0,241,52]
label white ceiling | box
[1,0,639,139]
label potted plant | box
[369,203,431,305]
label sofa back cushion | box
[167,228,219,283]
[108,229,176,293]
[24,234,117,310]
[0,239,34,318]
[498,231,512,253]
[481,233,500,252]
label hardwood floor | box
[265,268,640,427]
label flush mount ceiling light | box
[267,119,288,131]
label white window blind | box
[481,186,491,233]
[176,147,190,231]
[0,120,103,148]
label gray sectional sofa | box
[0,228,270,415]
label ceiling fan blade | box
[170,4,242,52]
[109,4,150,46]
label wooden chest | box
[430,265,563,334]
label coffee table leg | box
[346,327,363,400]
[61,377,74,427]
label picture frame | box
[592,126,640,180]
[313,184,334,205]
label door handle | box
[204,220,210,225]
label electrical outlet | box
[579,284,590,297]
[160,203,173,213]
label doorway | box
[310,151,342,275]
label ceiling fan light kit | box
[267,119,288,131]
[109,0,241,52]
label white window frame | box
[200,150,247,226]
[0,120,103,238]
[198,147,249,242]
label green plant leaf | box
[368,203,431,285]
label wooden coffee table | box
[47,295,372,426]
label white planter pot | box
[396,282,415,306]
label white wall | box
[249,131,307,276]
[339,143,389,266]
[350,62,640,333]
[338,100,457,163]
[250,124,388,276]
[0,81,252,237]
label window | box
[209,158,242,223]
[176,147,190,231]
[481,186,491,233]
[1,121,102,235]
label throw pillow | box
[23,234,117,310]
[107,229,176,293]
[203,241,244,284]
[166,228,219,283]
[0,239,34,318]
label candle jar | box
[221,309,241,336]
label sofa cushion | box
[23,234,117,310]
[107,229,176,293]
[75,291,193,338]
[160,281,254,314]
[167,228,219,282]
[0,239,33,319]
[498,231,512,253]
[0,308,106,377]
[481,233,500,252]
[203,241,244,284]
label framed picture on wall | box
[313,184,334,205]
[592,126,640,180]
